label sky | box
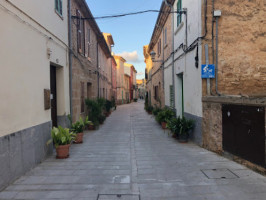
[86,0,164,79]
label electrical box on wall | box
[214,10,222,17]
[44,89,51,110]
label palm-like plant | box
[51,126,75,148]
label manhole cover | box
[201,169,239,179]
[97,194,140,200]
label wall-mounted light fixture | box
[150,51,163,62]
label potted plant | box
[177,117,195,143]
[134,98,138,102]
[167,117,181,139]
[98,114,106,124]
[105,100,112,116]
[156,108,175,129]
[146,105,153,114]
[51,126,75,159]
[71,116,92,144]
[152,107,162,116]
[86,99,102,130]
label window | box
[55,0,63,16]
[157,39,161,56]
[177,0,182,27]
[164,28,167,45]
[154,86,159,101]
[81,82,85,113]
[87,28,91,58]
[77,10,82,53]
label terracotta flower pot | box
[178,134,189,143]
[88,124,95,130]
[161,122,167,129]
[56,144,70,159]
[74,132,83,144]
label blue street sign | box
[201,64,215,78]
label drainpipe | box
[68,0,73,120]
[97,42,99,98]
[215,15,221,96]
[164,0,175,110]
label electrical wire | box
[72,10,179,20]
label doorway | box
[50,66,57,127]
[177,73,184,117]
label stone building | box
[124,63,132,103]
[201,0,266,168]
[132,66,137,100]
[144,0,175,109]
[103,33,117,101]
[114,55,126,105]
[143,45,153,104]
[166,0,266,168]
[70,0,112,122]
[137,79,146,99]
[0,0,70,190]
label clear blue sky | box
[86,0,163,79]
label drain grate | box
[97,194,140,200]
[201,169,239,179]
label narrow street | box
[0,102,266,200]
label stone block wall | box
[202,0,266,96]
[0,122,53,191]
[202,100,223,153]
[71,0,100,122]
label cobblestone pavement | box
[0,101,266,200]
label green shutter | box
[177,0,182,26]
[170,85,174,108]
[55,0,63,16]
[59,0,62,15]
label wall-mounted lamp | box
[150,51,163,62]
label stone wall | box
[0,121,53,191]
[202,96,266,158]
[202,0,266,96]
[71,0,100,122]
[149,11,173,108]
[202,101,223,153]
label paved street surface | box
[0,101,266,200]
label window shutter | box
[55,0,58,11]
[87,28,90,57]
[177,0,182,26]
[170,85,174,108]
[59,0,62,15]
[77,10,82,52]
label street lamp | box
[150,51,163,62]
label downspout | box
[164,0,175,110]
[97,42,99,98]
[212,0,221,96]
[162,26,165,90]
[215,14,221,96]
[68,0,73,121]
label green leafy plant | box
[167,117,181,137]
[156,108,175,123]
[105,100,112,113]
[71,116,92,134]
[146,105,153,113]
[133,98,138,102]
[97,98,106,111]
[51,126,75,148]
[178,117,194,136]
[85,99,101,125]
[152,107,162,116]
[98,114,106,124]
